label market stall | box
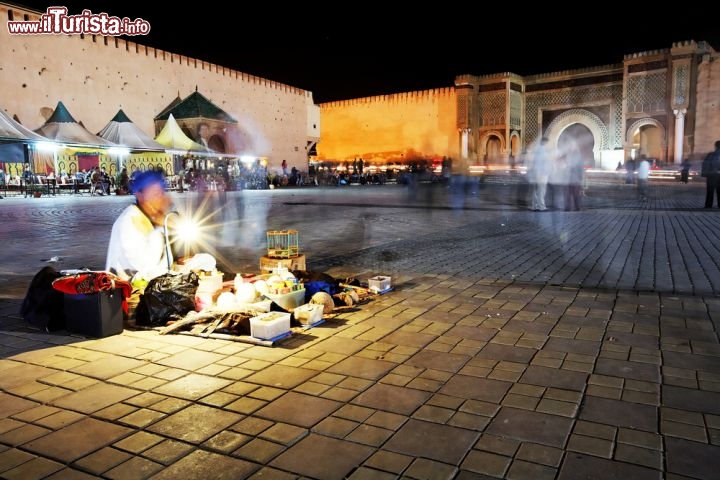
[130,229,387,346]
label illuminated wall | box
[318,42,720,167]
[0,3,318,174]
[317,88,458,165]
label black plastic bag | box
[21,266,66,332]
[135,271,199,327]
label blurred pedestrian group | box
[526,137,586,211]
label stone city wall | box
[0,4,316,171]
[317,88,458,164]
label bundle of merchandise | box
[259,266,306,311]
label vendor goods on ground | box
[131,265,385,346]
[22,234,392,346]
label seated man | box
[71,170,87,193]
[90,167,108,195]
[21,164,33,187]
[106,171,172,321]
[101,168,113,191]
[45,170,56,195]
[117,167,130,194]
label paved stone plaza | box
[0,179,719,479]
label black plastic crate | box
[64,289,123,338]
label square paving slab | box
[270,433,375,480]
[485,407,573,447]
[383,419,479,465]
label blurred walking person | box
[548,151,568,210]
[701,140,720,208]
[680,158,691,184]
[528,137,551,211]
[625,157,636,184]
[637,155,650,200]
[565,141,585,211]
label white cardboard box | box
[368,276,392,293]
[250,311,291,340]
[293,303,324,326]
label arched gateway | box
[545,109,609,165]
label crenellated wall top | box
[318,87,456,107]
[456,72,525,84]
[456,65,623,85]
[525,63,622,80]
[473,72,521,81]
[696,40,718,54]
[455,74,476,85]
[670,40,717,56]
[624,48,670,60]
[671,40,699,49]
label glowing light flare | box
[166,209,212,260]
[169,194,243,271]
[173,216,199,243]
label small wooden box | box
[259,254,306,273]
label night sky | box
[11,2,720,104]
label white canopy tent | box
[32,101,118,176]
[0,107,50,169]
[154,113,214,154]
[0,108,48,143]
[97,109,166,152]
[35,101,116,148]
